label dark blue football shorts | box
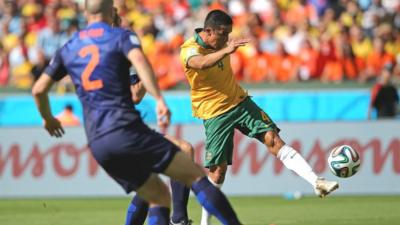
[89,121,179,193]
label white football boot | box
[314,177,339,198]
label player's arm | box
[127,49,170,128]
[113,13,147,104]
[187,39,248,70]
[126,47,170,130]
[32,74,65,137]
[120,31,162,101]
[122,31,170,128]
[32,49,67,137]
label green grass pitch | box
[1,195,399,225]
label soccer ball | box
[328,145,361,178]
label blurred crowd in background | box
[0,0,400,93]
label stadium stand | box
[0,0,399,91]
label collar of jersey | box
[194,28,212,49]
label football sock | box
[201,177,222,225]
[192,176,241,225]
[148,206,170,225]
[125,195,149,225]
[170,180,190,223]
[277,145,318,186]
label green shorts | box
[203,97,278,168]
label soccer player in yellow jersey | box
[180,10,339,225]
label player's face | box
[206,25,232,50]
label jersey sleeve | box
[120,30,142,57]
[44,49,67,81]
[130,67,140,85]
[180,45,200,67]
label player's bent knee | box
[164,135,195,159]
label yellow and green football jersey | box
[180,31,247,120]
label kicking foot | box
[314,177,339,198]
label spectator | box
[282,25,306,55]
[298,39,318,81]
[259,27,278,54]
[317,33,338,82]
[36,18,69,61]
[361,0,387,37]
[8,35,33,89]
[363,37,395,82]
[56,104,81,126]
[0,43,10,86]
[339,32,358,81]
[21,0,46,33]
[350,25,372,80]
[1,21,19,53]
[368,67,399,119]
[242,41,271,83]
[269,42,299,82]
[0,0,398,90]
[1,0,22,35]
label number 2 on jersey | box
[79,45,103,91]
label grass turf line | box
[0,195,399,225]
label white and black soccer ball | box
[328,145,361,178]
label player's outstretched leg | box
[264,131,339,197]
[125,195,149,225]
[126,136,194,225]
[164,151,242,225]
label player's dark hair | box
[112,7,121,27]
[204,10,232,29]
[85,0,113,14]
